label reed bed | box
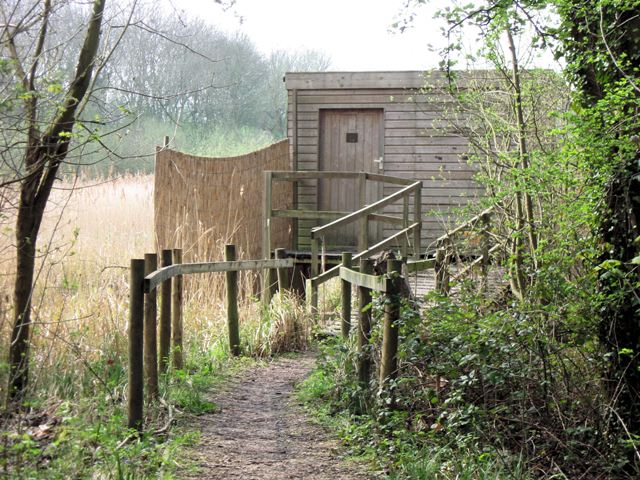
[0,173,305,404]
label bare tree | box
[1,0,109,406]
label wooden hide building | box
[285,71,482,253]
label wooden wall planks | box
[285,71,482,252]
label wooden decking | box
[406,266,506,300]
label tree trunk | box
[506,25,538,266]
[7,204,39,403]
[4,0,107,407]
[598,155,640,432]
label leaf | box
[47,83,62,94]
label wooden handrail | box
[271,170,361,180]
[364,172,416,186]
[269,170,415,186]
[339,266,391,292]
[310,223,419,287]
[311,181,421,239]
[272,209,350,220]
[435,205,495,245]
[144,258,294,293]
[450,242,504,282]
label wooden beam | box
[405,258,436,273]
[271,170,360,181]
[262,171,273,260]
[171,249,184,370]
[159,249,172,374]
[272,209,350,220]
[339,266,390,293]
[127,259,145,431]
[311,182,421,238]
[340,253,352,339]
[143,253,158,403]
[358,172,367,253]
[310,223,419,287]
[357,259,374,392]
[435,205,495,245]
[225,245,241,356]
[413,185,422,259]
[144,258,294,293]
[365,172,415,186]
[367,213,404,226]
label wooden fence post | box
[379,259,402,402]
[413,184,422,260]
[402,194,409,259]
[225,244,241,356]
[159,249,172,373]
[128,259,145,431]
[358,172,367,252]
[262,172,273,307]
[357,259,374,390]
[480,213,490,291]
[434,244,450,295]
[143,253,158,402]
[309,236,319,312]
[340,252,352,339]
[172,249,184,370]
[275,248,289,291]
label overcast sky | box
[164,0,448,71]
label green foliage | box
[298,329,534,479]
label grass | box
[0,173,313,478]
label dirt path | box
[184,352,373,479]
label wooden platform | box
[406,266,507,300]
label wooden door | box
[318,109,384,249]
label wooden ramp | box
[406,271,436,299]
[406,267,506,300]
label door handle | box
[373,157,383,170]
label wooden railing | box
[127,245,293,431]
[338,257,406,400]
[263,170,422,311]
[433,205,503,293]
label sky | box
[164,0,448,71]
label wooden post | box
[379,259,402,398]
[357,259,374,390]
[275,248,289,291]
[340,252,352,339]
[434,244,450,295]
[262,172,273,306]
[143,253,158,403]
[163,136,169,148]
[413,184,422,260]
[306,278,314,311]
[434,246,444,293]
[128,259,145,431]
[401,194,409,259]
[310,236,319,312]
[172,249,184,370]
[358,172,367,252]
[225,244,241,356]
[159,249,172,373]
[480,213,490,291]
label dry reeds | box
[154,140,293,263]
[0,169,308,403]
